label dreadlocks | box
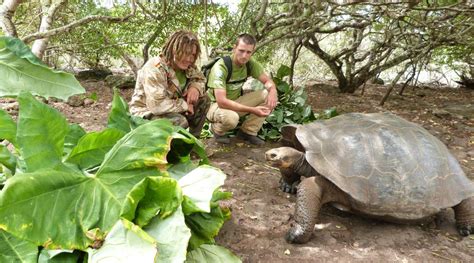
[162,30,201,65]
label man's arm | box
[183,65,206,106]
[142,66,188,115]
[214,89,270,117]
[258,73,278,110]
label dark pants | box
[151,95,210,137]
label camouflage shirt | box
[130,55,206,117]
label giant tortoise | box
[265,112,474,244]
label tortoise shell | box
[282,112,474,219]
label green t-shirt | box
[175,69,187,91]
[207,57,264,101]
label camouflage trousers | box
[149,95,210,137]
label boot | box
[237,130,265,145]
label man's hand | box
[266,87,278,110]
[185,102,194,115]
[258,73,278,110]
[183,86,199,105]
[253,106,271,117]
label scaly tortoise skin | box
[266,112,474,244]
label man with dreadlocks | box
[130,30,210,137]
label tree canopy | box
[1,0,472,90]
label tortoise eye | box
[270,153,277,158]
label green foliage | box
[0,37,85,100]
[0,230,38,263]
[47,2,234,69]
[186,244,241,263]
[0,91,237,261]
[259,65,338,140]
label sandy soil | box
[8,79,472,262]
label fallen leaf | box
[284,249,290,255]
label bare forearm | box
[217,98,255,114]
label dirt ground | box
[9,79,474,262]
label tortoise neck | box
[294,152,316,178]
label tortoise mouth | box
[265,158,288,168]
[265,150,286,168]
[267,160,282,168]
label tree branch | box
[22,1,136,44]
[251,0,267,39]
[31,0,66,59]
[0,0,21,37]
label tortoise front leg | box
[454,196,474,236]
[286,177,322,243]
[279,168,301,194]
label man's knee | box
[221,112,240,129]
[253,89,268,102]
[153,113,189,128]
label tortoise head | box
[265,147,304,169]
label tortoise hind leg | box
[453,196,474,236]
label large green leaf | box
[167,160,199,181]
[0,230,38,263]
[17,92,69,172]
[63,124,86,157]
[65,128,126,170]
[87,219,157,262]
[38,249,80,263]
[0,144,16,172]
[0,37,85,100]
[144,205,191,263]
[186,204,231,250]
[0,120,181,250]
[179,165,226,214]
[0,36,44,65]
[107,89,148,133]
[0,109,16,145]
[107,89,135,133]
[121,176,182,228]
[186,244,241,263]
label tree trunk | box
[0,0,21,37]
[289,38,303,87]
[380,63,410,106]
[31,0,65,59]
[142,27,161,66]
[399,64,416,95]
[303,36,354,93]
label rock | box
[370,77,384,85]
[105,74,136,89]
[83,98,95,106]
[48,97,62,103]
[67,95,84,107]
[76,69,112,80]
[443,103,474,120]
[432,109,452,119]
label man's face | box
[174,45,197,71]
[233,40,255,66]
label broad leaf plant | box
[0,38,240,262]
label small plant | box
[259,65,338,140]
